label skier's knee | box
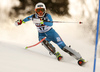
[62,46,74,56]
[57,41,66,49]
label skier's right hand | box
[15,19,23,26]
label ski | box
[25,37,46,49]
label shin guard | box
[63,46,82,60]
[42,40,56,54]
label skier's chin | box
[39,14,43,17]
[39,15,43,17]
[37,13,43,17]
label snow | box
[0,20,100,72]
[0,41,100,72]
[0,0,100,71]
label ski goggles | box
[36,8,45,13]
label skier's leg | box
[41,39,63,60]
[46,29,85,63]
[56,39,86,65]
[39,32,56,55]
[39,32,63,60]
[62,46,82,60]
[56,39,82,60]
[41,39,56,54]
[49,30,82,60]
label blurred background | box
[0,0,99,57]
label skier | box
[15,2,85,65]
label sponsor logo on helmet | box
[37,5,43,7]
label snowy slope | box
[0,0,100,72]
[0,41,100,72]
[0,20,100,72]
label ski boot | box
[55,52,63,61]
[78,58,86,66]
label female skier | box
[15,2,85,66]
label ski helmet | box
[35,2,46,17]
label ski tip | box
[25,47,28,49]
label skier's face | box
[36,8,45,17]
[37,11,44,17]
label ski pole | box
[44,21,83,24]
[25,37,46,49]
[33,18,83,24]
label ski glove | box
[15,19,25,26]
[33,18,44,24]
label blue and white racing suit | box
[23,13,66,49]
